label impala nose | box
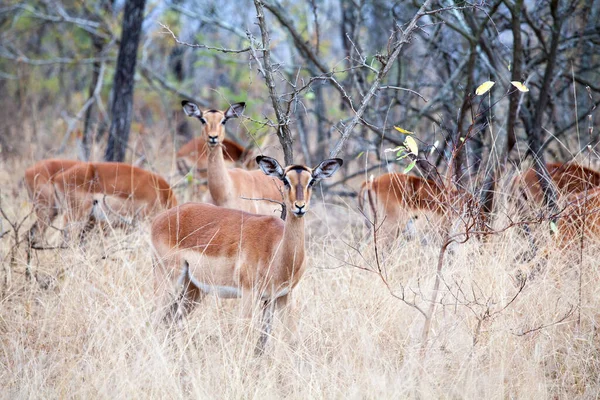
[208,135,218,145]
[294,202,306,216]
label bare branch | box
[159,23,252,54]
[329,0,434,158]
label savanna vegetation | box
[1,0,600,398]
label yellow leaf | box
[475,81,495,96]
[511,81,529,92]
[394,126,414,135]
[404,136,418,155]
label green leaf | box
[550,221,558,234]
[403,160,417,173]
[356,151,364,159]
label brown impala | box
[25,159,81,245]
[151,156,343,353]
[359,172,481,238]
[181,100,284,215]
[51,162,177,241]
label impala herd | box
[20,99,600,353]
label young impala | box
[25,158,81,245]
[52,162,177,241]
[151,156,343,354]
[358,172,481,239]
[181,100,284,215]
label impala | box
[181,100,284,215]
[176,136,247,177]
[151,156,343,354]
[25,158,81,245]
[52,162,177,240]
[515,162,600,205]
[358,172,481,239]
[556,187,600,248]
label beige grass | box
[1,158,600,399]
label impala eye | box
[221,118,227,125]
[199,117,207,124]
[283,179,291,188]
[308,179,316,187]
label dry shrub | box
[2,155,600,399]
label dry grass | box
[1,157,600,399]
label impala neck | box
[280,208,306,279]
[207,144,234,204]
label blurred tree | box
[104,0,147,162]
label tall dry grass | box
[1,154,600,399]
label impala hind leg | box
[166,261,205,327]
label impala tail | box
[358,175,377,227]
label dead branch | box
[159,23,252,54]
[329,0,434,158]
[239,196,286,221]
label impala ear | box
[312,158,343,182]
[182,100,203,119]
[256,156,284,180]
[224,102,246,120]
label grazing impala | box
[151,156,343,354]
[181,100,284,215]
[52,162,177,240]
[25,159,81,245]
[176,136,247,177]
[515,162,600,205]
[359,172,481,238]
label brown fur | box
[516,162,600,205]
[557,187,600,248]
[176,136,247,177]
[151,156,342,352]
[358,173,475,238]
[183,102,284,215]
[24,159,81,244]
[52,162,177,237]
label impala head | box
[257,156,343,217]
[181,100,246,148]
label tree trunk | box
[526,0,562,214]
[104,0,147,162]
[81,36,105,161]
[481,0,524,215]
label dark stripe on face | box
[206,110,220,114]
[295,169,304,201]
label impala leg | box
[79,215,97,245]
[255,298,275,356]
[166,261,205,328]
[275,293,298,347]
